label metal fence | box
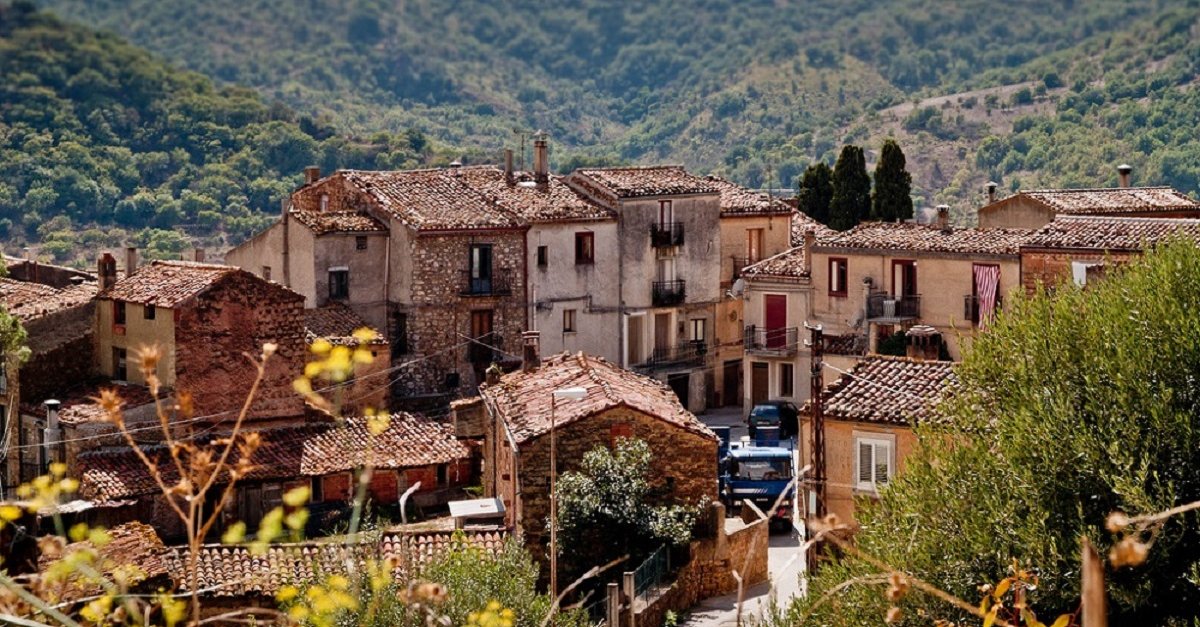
[633,545,671,602]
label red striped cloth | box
[974,264,1001,328]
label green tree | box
[871,139,913,222]
[828,145,870,231]
[788,240,1200,625]
[796,162,833,224]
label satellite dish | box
[730,278,746,297]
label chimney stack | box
[533,136,549,189]
[521,330,541,373]
[125,247,138,277]
[43,399,62,467]
[504,149,515,186]
[801,228,816,275]
[905,325,941,361]
[1117,164,1132,188]
[304,166,321,185]
[986,181,998,204]
[98,253,117,291]
[194,248,206,263]
[936,205,951,232]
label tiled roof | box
[575,166,719,198]
[1016,187,1200,215]
[704,176,795,216]
[339,168,524,231]
[304,304,386,346]
[381,527,509,573]
[1023,216,1200,251]
[816,222,1032,256]
[481,352,716,444]
[300,413,470,475]
[99,260,239,308]
[290,209,387,235]
[458,168,614,223]
[803,355,957,424]
[0,278,96,322]
[38,522,168,601]
[740,246,810,280]
[21,382,156,426]
[824,333,866,356]
[790,213,836,246]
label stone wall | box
[1020,249,1138,294]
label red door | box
[765,295,787,348]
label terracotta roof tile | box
[575,166,719,198]
[704,176,796,216]
[824,333,866,356]
[457,168,614,223]
[790,213,836,246]
[339,168,523,231]
[740,246,811,279]
[816,222,1032,256]
[38,522,168,602]
[0,278,96,322]
[481,352,715,444]
[1017,187,1200,215]
[290,209,387,235]
[304,304,386,346]
[99,260,239,308]
[1023,216,1200,250]
[381,527,509,573]
[300,413,470,475]
[803,355,957,424]
[21,382,156,426]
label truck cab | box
[717,433,795,532]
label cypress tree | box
[828,145,870,231]
[796,162,833,224]
[871,139,913,222]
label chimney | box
[125,247,138,277]
[98,253,117,290]
[533,136,549,189]
[801,228,816,275]
[504,148,515,186]
[1117,164,1132,188]
[43,399,62,467]
[905,325,941,361]
[304,166,321,185]
[521,330,541,373]
[936,205,951,232]
[986,181,998,204]
[193,248,206,263]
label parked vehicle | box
[718,439,795,533]
[746,400,800,439]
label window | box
[328,268,349,300]
[469,244,494,293]
[690,318,706,342]
[575,232,594,265]
[537,245,548,267]
[829,258,848,296]
[746,228,764,263]
[563,309,577,333]
[437,464,449,486]
[320,194,329,211]
[113,300,126,325]
[262,266,272,281]
[356,236,368,250]
[113,347,127,381]
[780,363,794,397]
[143,305,156,320]
[855,435,893,492]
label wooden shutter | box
[858,441,873,486]
[875,441,891,485]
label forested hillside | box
[39,0,1192,207]
[0,2,444,265]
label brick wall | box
[1021,250,1139,294]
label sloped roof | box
[1015,187,1200,215]
[98,261,238,308]
[803,355,957,425]
[0,278,96,322]
[480,352,716,444]
[815,222,1032,256]
[1023,216,1200,251]
[574,166,719,198]
[338,168,523,231]
[38,522,168,602]
[704,176,795,216]
[290,209,388,235]
[22,382,156,426]
[300,413,470,475]
[740,246,811,280]
[790,213,836,246]
[457,167,614,223]
[304,304,386,346]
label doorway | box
[751,362,769,405]
[723,359,742,407]
[668,373,690,408]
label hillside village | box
[4,131,1200,623]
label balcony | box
[638,340,709,371]
[650,221,685,248]
[651,279,686,307]
[744,325,799,356]
[460,268,513,297]
[467,332,503,364]
[730,256,751,282]
[866,290,921,323]
[963,294,1004,326]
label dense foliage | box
[828,145,871,231]
[787,240,1200,625]
[0,2,442,265]
[871,139,913,222]
[796,163,833,224]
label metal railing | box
[744,325,799,355]
[866,291,921,320]
[651,279,686,306]
[963,294,1004,325]
[633,545,670,602]
[460,268,513,296]
[467,332,503,364]
[650,222,685,248]
[639,340,708,370]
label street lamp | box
[550,386,587,599]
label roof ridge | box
[1025,186,1174,193]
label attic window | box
[144,305,156,320]
[113,300,126,325]
[537,245,548,267]
[575,232,594,265]
[356,236,368,250]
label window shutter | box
[875,441,891,485]
[858,441,873,485]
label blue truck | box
[712,426,795,532]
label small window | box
[855,436,893,492]
[143,305,156,320]
[437,464,449,487]
[563,309,577,333]
[356,236,368,250]
[690,318,706,342]
[575,232,594,265]
[113,347,127,381]
[829,258,848,296]
[537,245,548,267]
[320,194,329,211]
[113,300,126,325]
[780,363,794,397]
[262,266,272,281]
[329,269,350,300]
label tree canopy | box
[797,162,834,224]
[828,145,871,231]
[871,139,913,222]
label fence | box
[632,545,671,602]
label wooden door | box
[764,294,787,348]
[892,260,917,297]
[723,359,742,407]
[751,362,769,404]
[654,313,671,352]
[627,315,644,365]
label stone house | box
[1020,215,1200,292]
[565,166,723,411]
[454,348,718,568]
[798,353,957,525]
[303,303,390,412]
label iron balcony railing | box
[467,332,503,364]
[639,341,708,370]
[651,279,686,307]
[964,294,1004,325]
[866,291,921,321]
[744,325,799,355]
[650,221,685,248]
[460,268,513,296]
